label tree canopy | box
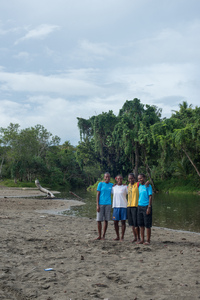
[0,99,199,190]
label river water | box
[59,190,200,233]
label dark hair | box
[116,174,123,178]
[138,173,146,178]
[128,173,135,178]
[104,172,110,176]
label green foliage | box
[155,177,200,194]
[0,125,84,190]
[0,179,36,188]
[1,100,199,193]
[77,99,200,193]
[87,175,116,191]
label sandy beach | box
[0,187,199,300]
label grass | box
[87,177,126,191]
[0,179,36,188]
[0,179,71,190]
[1,177,200,195]
[155,178,200,194]
[0,179,52,189]
[87,176,200,195]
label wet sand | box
[0,187,200,299]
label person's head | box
[116,174,123,185]
[104,172,110,183]
[128,173,135,184]
[138,173,146,185]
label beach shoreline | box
[0,188,200,299]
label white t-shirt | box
[112,185,128,208]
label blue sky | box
[0,0,199,145]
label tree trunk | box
[145,163,157,192]
[134,142,139,180]
[35,179,55,198]
[0,156,4,178]
[182,147,200,177]
[142,148,157,192]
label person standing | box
[137,173,153,245]
[96,172,113,240]
[112,174,128,241]
[127,173,140,242]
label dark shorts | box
[127,207,138,227]
[112,208,127,221]
[138,205,152,228]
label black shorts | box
[138,205,152,228]
[127,207,138,227]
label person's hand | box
[145,180,150,187]
[97,205,100,212]
[146,207,151,215]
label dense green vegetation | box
[0,124,85,189]
[0,99,199,192]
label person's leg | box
[144,227,151,244]
[137,226,144,244]
[128,208,136,242]
[144,206,152,245]
[114,221,120,240]
[102,220,108,240]
[121,220,126,241]
[137,206,144,244]
[132,226,137,242]
[96,221,102,240]
[135,226,140,242]
[102,205,111,239]
[134,207,140,241]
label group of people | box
[96,172,152,245]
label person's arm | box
[126,185,128,194]
[145,180,150,187]
[146,195,152,215]
[146,185,153,215]
[96,191,100,212]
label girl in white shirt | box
[112,175,128,240]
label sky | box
[0,0,200,145]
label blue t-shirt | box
[97,182,113,205]
[138,184,152,206]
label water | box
[59,189,200,233]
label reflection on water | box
[59,189,200,233]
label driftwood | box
[69,191,83,200]
[35,179,55,198]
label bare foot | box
[132,238,137,243]
[95,237,101,240]
[136,240,144,244]
[144,241,150,245]
[113,237,120,241]
[101,237,105,240]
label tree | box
[151,102,200,179]
[171,103,200,177]
[0,123,60,182]
[113,99,161,180]
[77,111,118,177]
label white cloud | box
[79,40,113,57]
[0,0,200,145]
[13,51,30,60]
[0,70,102,96]
[15,24,60,44]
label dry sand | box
[0,187,200,300]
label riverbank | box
[154,178,200,194]
[87,177,200,195]
[0,188,200,299]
